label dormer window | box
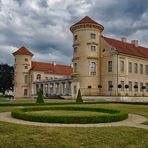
[90,33,96,39]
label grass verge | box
[0,122,148,148]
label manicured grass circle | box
[11,106,128,124]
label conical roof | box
[73,16,99,26]
[13,46,33,56]
[70,16,104,32]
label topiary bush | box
[76,89,83,103]
[36,89,44,104]
[11,106,128,124]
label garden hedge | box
[0,101,148,107]
[11,106,128,124]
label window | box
[140,82,143,92]
[120,61,124,72]
[121,81,124,91]
[140,64,143,74]
[74,63,77,72]
[74,47,77,53]
[37,74,41,80]
[90,33,96,39]
[145,65,148,75]
[108,81,113,91]
[74,86,77,94]
[24,89,28,96]
[129,81,132,91]
[134,63,138,73]
[74,35,78,40]
[24,65,28,69]
[25,58,28,62]
[90,62,96,75]
[91,45,96,52]
[146,83,148,92]
[24,75,28,84]
[108,61,112,72]
[134,82,138,92]
[128,62,132,73]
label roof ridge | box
[103,36,148,48]
[32,61,71,67]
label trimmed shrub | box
[36,89,44,103]
[11,106,128,124]
[76,89,83,103]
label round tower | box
[70,16,104,96]
[13,46,33,99]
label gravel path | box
[0,112,148,129]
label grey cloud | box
[0,0,148,65]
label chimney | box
[70,63,73,68]
[52,61,56,66]
[131,40,138,47]
[121,37,127,43]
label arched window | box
[37,74,41,80]
[90,62,96,75]
[74,63,77,72]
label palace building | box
[13,16,148,99]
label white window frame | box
[90,33,96,39]
[120,61,124,72]
[90,62,96,75]
[108,61,112,72]
[128,62,132,73]
[134,63,138,74]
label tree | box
[88,85,92,95]
[141,86,146,96]
[117,84,122,96]
[0,64,14,95]
[125,84,129,96]
[36,89,44,103]
[76,89,83,103]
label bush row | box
[1,101,148,107]
[11,106,128,124]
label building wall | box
[99,38,148,96]
[72,26,102,96]
[14,54,32,98]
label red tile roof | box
[13,46,33,56]
[70,16,104,31]
[31,61,72,75]
[103,36,148,59]
[74,16,99,26]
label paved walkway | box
[0,112,148,129]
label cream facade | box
[13,16,148,99]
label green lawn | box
[0,122,147,148]
[27,110,108,116]
[0,102,147,147]
[65,103,148,118]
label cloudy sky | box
[0,0,148,65]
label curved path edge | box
[0,112,148,129]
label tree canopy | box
[0,64,14,95]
